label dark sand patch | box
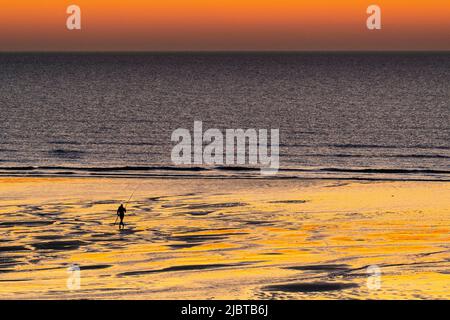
[270,200,308,204]
[285,264,350,271]
[306,234,328,241]
[90,232,117,237]
[90,237,128,243]
[118,262,249,277]
[0,263,22,269]
[36,211,62,217]
[324,182,349,188]
[264,282,358,293]
[147,197,166,202]
[178,193,200,197]
[91,200,117,205]
[244,220,275,226]
[32,240,87,251]
[0,268,15,273]
[174,227,242,234]
[415,250,448,258]
[0,279,30,282]
[169,234,229,243]
[80,264,112,270]
[185,202,247,210]
[0,256,21,264]
[169,233,247,243]
[26,205,43,211]
[161,203,186,209]
[0,245,30,252]
[0,221,54,227]
[118,228,137,235]
[167,243,202,250]
[34,235,63,240]
[182,211,215,216]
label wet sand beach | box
[0,177,449,299]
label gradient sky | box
[0,0,449,51]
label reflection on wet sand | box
[0,177,449,299]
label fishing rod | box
[123,181,143,208]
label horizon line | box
[0,49,449,54]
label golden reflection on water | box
[0,177,448,299]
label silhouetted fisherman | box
[117,204,126,229]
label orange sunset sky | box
[0,0,449,51]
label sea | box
[0,52,449,180]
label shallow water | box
[0,177,448,299]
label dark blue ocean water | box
[0,53,449,180]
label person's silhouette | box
[117,204,126,229]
